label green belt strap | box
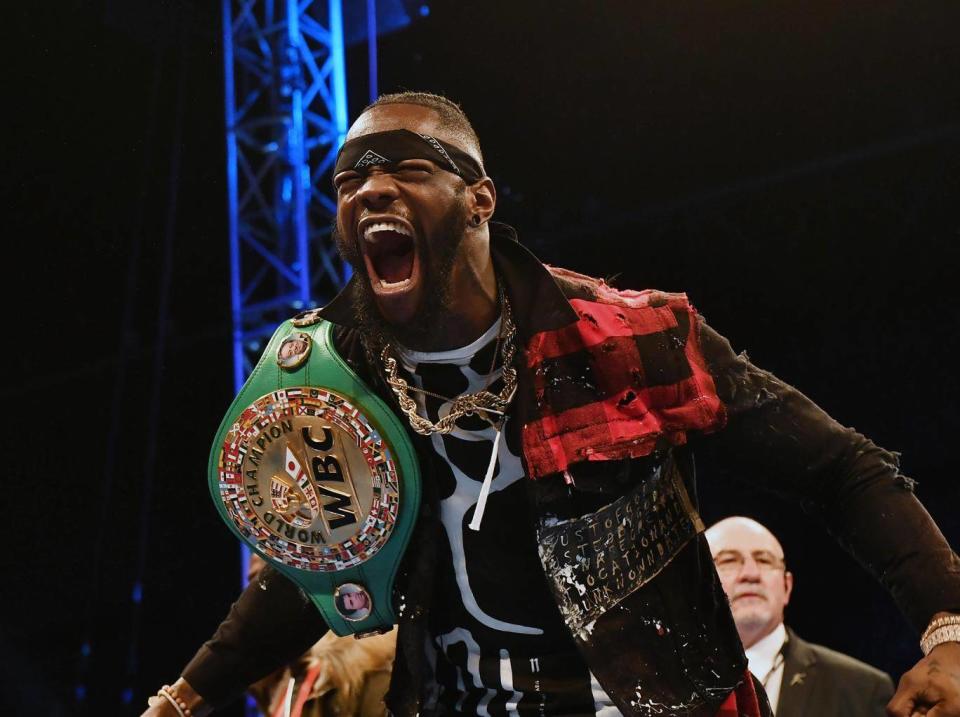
[207,317,421,637]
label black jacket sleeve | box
[698,318,960,633]
[181,565,328,709]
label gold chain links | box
[381,294,518,436]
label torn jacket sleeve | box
[697,317,960,633]
[181,565,328,709]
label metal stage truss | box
[222,0,349,391]
[222,4,351,714]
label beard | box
[733,607,769,633]
[332,195,468,349]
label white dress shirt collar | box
[745,622,787,712]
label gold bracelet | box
[921,614,960,644]
[158,685,193,717]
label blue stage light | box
[419,4,430,17]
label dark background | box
[3,0,959,714]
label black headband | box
[334,129,485,184]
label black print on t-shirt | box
[397,324,621,716]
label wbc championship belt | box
[207,311,421,637]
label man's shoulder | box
[790,630,893,686]
[807,641,892,685]
[545,264,691,312]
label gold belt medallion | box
[216,387,401,572]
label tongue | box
[370,231,414,283]
[376,251,414,283]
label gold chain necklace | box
[381,293,518,436]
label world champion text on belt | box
[216,387,401,572]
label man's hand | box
[140,696,180,717]
[138,678,212,717]
[888,642,960,716]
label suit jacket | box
[776,628,894,717]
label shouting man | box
[144,93,960,717]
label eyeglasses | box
[713,550,786,575]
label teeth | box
[363,221,412,240]
[379,278,411,288]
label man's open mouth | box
[361,219,419,295]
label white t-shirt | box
[396,318,621,716]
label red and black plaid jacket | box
[184,223,960,717]
[521,269,726,479]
